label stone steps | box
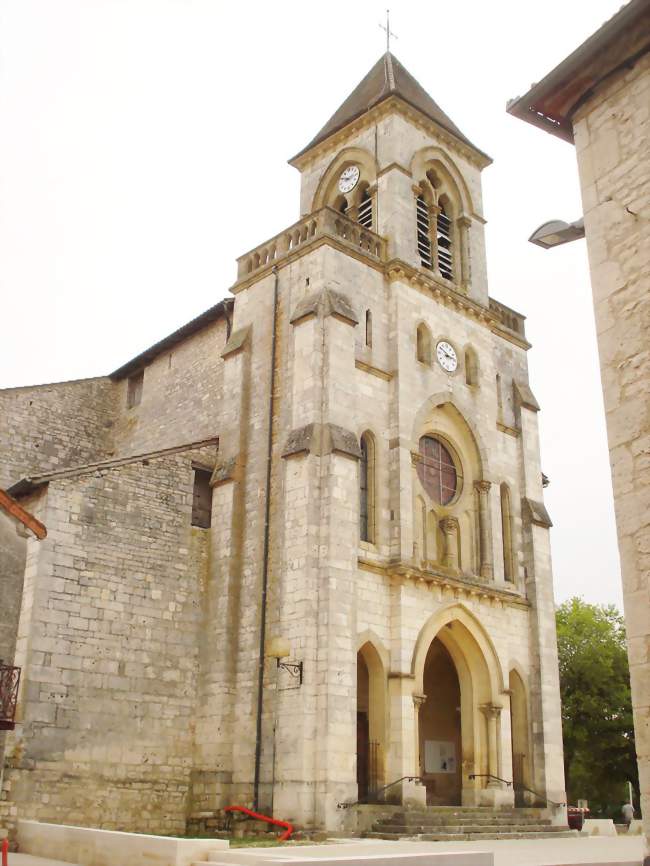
[366,807,574,842]
[376,816,554,827]
[365,830,578,842]
[372,823,565,834]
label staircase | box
[364,806,576,841]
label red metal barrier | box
[224,805,294,842]
[2,836,9,866]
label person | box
[622,802,635,828]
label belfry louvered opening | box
[437,205,453,281]
[358,189,373,229]
[417,196,432,269]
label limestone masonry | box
[0,51,566,834]
[507,1,649,853]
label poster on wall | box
[424,740,456,774]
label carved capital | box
[440,517,458,535]
[475,480,491,495]
[412,693,427,709]
[457,215,472,229]
[480,703,502,720]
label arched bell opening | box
[356,641,387,801]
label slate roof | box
[291,52,489,162]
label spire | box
[290,53,489,164]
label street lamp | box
[528,217,585,249]
[266,636,303,686]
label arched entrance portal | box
[419,638,462,804]
[356,642,386,801]
[412,605,507,807]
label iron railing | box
[468,773,566,808]
[338,775,424,810]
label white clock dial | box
[436,341,458,372]
[338,165,360,194]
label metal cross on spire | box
[379,9,398,54]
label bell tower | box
[204,48,565,832]
[289,51,493,306]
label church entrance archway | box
[356,642,386,801]
[412,605,506,806]
[419,638,462,804]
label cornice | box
[357,557,530,609]
[290,96,492,174]
[355,359,394,381]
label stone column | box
[457,216,472,291]
[412,693,427,777]
[480,704,502,787]
[440,517,459,571]
[430,203,441,276]
[475,481,494,579]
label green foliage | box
[556,597,637,817]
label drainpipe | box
[253,265,280,811]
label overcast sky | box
[0,0,624,607]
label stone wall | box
[4,445,215,834]
[111,318,228,456]
[0,378,116,489]
[572,52,650,838]
[0,513,26,666]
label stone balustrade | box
[489,298,527,338]
[236,207,387,282]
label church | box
[0,51,566,834]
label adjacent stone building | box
[508,0,649,853]
[1,51,566,833]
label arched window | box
[501,483,514,581]
[335,196,348,215]
[417,436,461,505]
[416,195,433,269]
[465,347,478,386]
[360,433,376,543]
[437,201,453,281]
[358,188,373,229]
[365,310,372,347]
[416,323,432,364]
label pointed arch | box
[500,483,514,582]
[509,666,532,802]
[411,603,505,697]
[357,637,388,794]
[312,146,377,212]
[412,604,506,804]
[412,394,489,481]
[410,147,476,217]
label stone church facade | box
[0,53,566,833]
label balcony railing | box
[489,298,526,339]
[0,660,21,730]
[236,207,387,282]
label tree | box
[556,597,637,817]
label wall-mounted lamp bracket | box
[277,658,303,686]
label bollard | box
[1,836,8,866]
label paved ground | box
[219,837,645,866]
[6,836,645,866]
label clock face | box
[338,165,360,194]
[436,341,458,372]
